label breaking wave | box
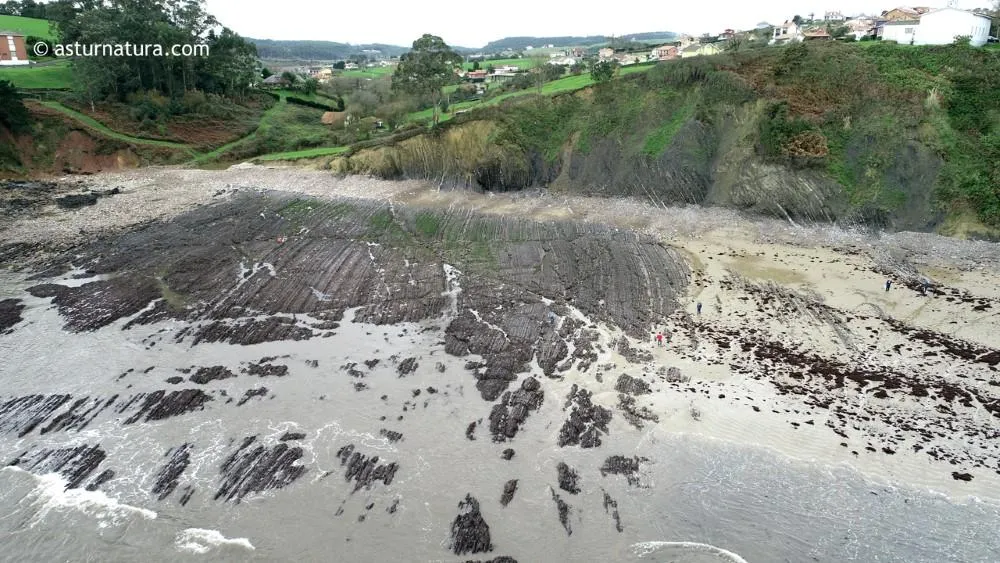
[176,528,255,554]
[631,541,748,562]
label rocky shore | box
[1,165,999,560]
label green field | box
[463,58,536,70]
[0,60,73,89]
[255,145,348,161]
[409,62,657,123]
[0,15,56,40]
[339,66,394,78]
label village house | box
[680,42,722,58]
[877,7,992,46]
[802,28,833,41]
[570,47,585,58]
[847,17,877,40]
[464,69,488,82]
[650,44,679,60]
[262,74,290,88]
[0,31,29,66]
[881,6,931,21]
[770,20,804,44]
[548,56,577,66]
[597,47,614,60]
[344,62,359,70]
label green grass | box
[255,145,348,161]
[463,58,536,71]
[407,63,657,124]
[272,88,340,105]
[38,101,194,152]
[0,15,56,40]
[642,95,696,156]
[0,60,72,89]
[339,66,394,78]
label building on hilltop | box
[650,44,679,61]
[770,20,804,44]
[0,31,28,66]
[824,11,845,21]
[877,7,992,47]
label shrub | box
[0,80,30,133]
[591,60,618,83]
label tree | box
[543,63,565,82]
[281,71,298,85]
[262,67,273,79]
[529,53,549,93]
[792,15,803,26]
[472,60,480,71]
[303,77,319,95]
[391,34,463,125]
[0,80,30,133]
[590,59,618,83]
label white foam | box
[175,528,255,554]
[442,264,463,316]
[631,541,748,562]
[4,467,157,526]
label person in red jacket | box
[656,332,663,347]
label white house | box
[879,20,920,43]
[914,7,991,47]
[770,20,804,44]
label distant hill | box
[250,39,413,61]
[482,31,677,52]
[0,15,56,40]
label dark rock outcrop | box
[397,357,419,377]
[121,389,212,424]
[550,488,572,536]
[602,489,623,532]
[488,377,544,441]
[237,387,268,406]
[8,444,107,489]
[600,455,649,487]
[618,394,659,429]
[450,494,492,555]
[557,462,581,494]
[558,385,612,448]
[280,432,306,441]
[215,436,307,503]
[500,479,518,507]
[152,444,192,501]
[380,429,403,443]
[615,374,651,395]
[190,366,237,385]
[0,298,25,333]
[501,448,515,461]
[335,444,399,492]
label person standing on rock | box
[696,302,702,315]
[885,279,892,292]
[656,332,663,347]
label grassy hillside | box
[0,60,73,89]
[0,15,56,40]
[332,42,1000,236]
